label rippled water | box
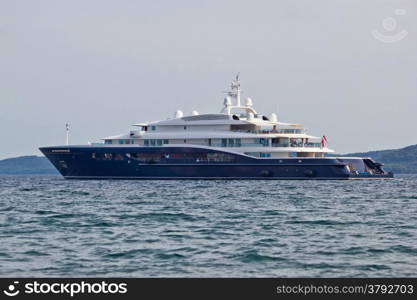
[0,175,416,277]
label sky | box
[0,0,416,159]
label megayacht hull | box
[39,146,394,180]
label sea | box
[0,175,416,277]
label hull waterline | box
[39,146,393,180]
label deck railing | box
[211,143,322,148]
[231,129,305,134]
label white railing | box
[231,129,305,134]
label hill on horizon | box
[338,144,417,174]
[0,145,416,175]
[0,155,58,175]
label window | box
[157,140,163,146]
[144,140,149,146]
[150,140,156,146]
[118,140,124,144]
[163,139,169,144]
[259,138,268,146]
[130,153,162,163]
[114,154,124,160]
[104,140,112,144]
[151,126,156,131]
[245,152,271,158]
[184,126,187,130]
[221,138,241,147]
[207,153,235,162]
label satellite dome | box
[269,113,278,122]
[191,110,199,116]
[175,110,183,118]
[245,97,253,107]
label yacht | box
[40,75,393,179]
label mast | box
[65,123,69,146]
[222,74,257,115]
[230,73,241,107]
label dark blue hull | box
[39,146,394,180]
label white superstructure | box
[101,75,333,159]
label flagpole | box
[66,123,69,146]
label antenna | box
[65,123,69,145]
[230,73,241,107]
[221,74,246,114]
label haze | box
[0,0,416,159]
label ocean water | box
[0,175,416,277]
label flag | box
[321,135,328,148]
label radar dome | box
[191,110,199,116]
[175,110,183,118]
[269,113,278,122]
[245,97,253,107]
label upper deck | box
[99,75,333,158]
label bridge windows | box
[103,139,135,144]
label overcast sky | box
[0,0,416,159]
